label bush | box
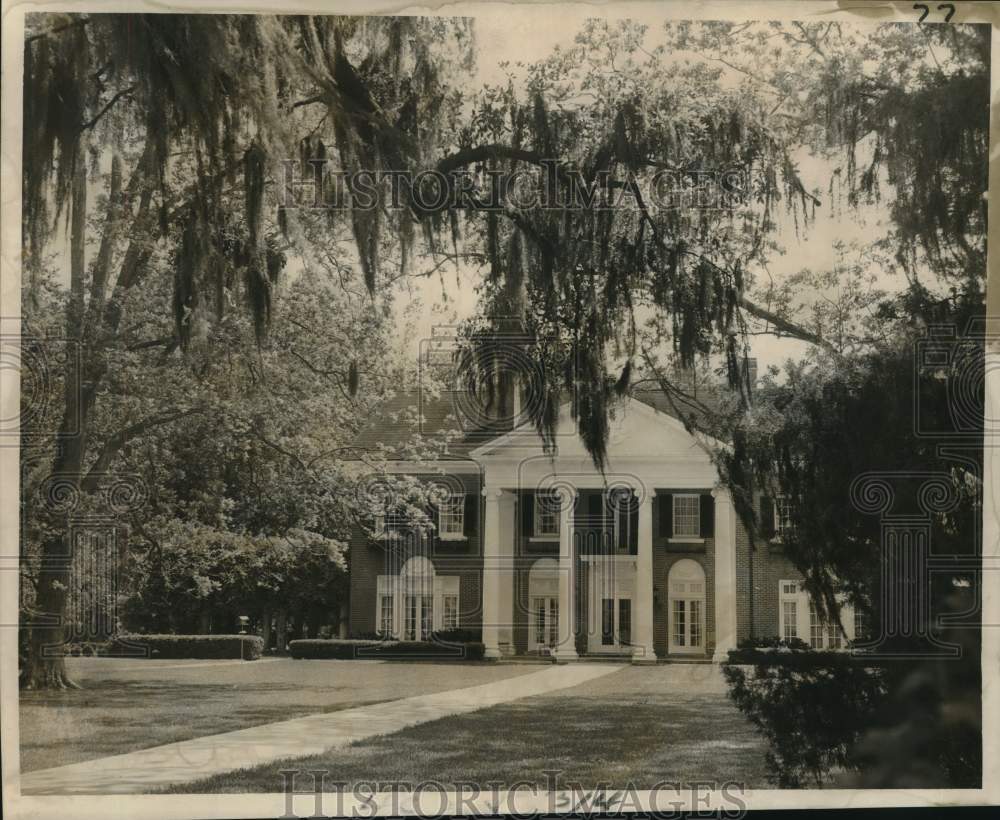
[289,638,485,661]
[727,639,864,667]
[722,653,885,787]
[289,639,383,659]
[432,628,482,643]
[107,634,264,660]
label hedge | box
[289,638,485,661]
[726,645,871,668]
[107,634,265,660]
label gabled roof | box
[351,382,735,461]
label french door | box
[529,596,559,652]
[404,594,433,641]
[586,557,636,654]
[669,597,703,653]
[600,597,632,649]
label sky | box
[398,13,905,378]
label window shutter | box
[760,496,775,540]
[700,494,715,538]
[588,491,602,516]
[463,492,476,537]
[659,493,673,538]
[587,491,603,530]
[521,492,534,537]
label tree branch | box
[738,296,834,350]
[79,86,135,132]
[82,407,207,491]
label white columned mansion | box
[348,390,857,661]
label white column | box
[712,486,738,662]
[498,491,516,653]
[482,486,502,660]
[553,486,578,662]
[632,489,656,663]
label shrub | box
[722,654,885,787]
[727,639,862,667]
[107,634,264,660]
[289,638,485,661]
[289,639,384,659]
[432,628,482,643]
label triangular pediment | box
[470,396,717,464]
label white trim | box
[778,579,856,649]
[437,494,465,537]
[667,559,707,655]
[533,491,561,537]
[468,397,729,459]
[376,560,461,640]
[587,558,636,654]
[672,493,701,538]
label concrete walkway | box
[20,662,622,795]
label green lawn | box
[19,657,539,773]
[166,665,771,793]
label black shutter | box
[521,491,534,537]
[463,492,477,537]
[659,493,673,539]
[587,491,603,532]
[700,494,715,538]
[760,496,775,540]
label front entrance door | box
[529,596,559,652]
[587,557,636,653]
[599,596,632,649]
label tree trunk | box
[261,609,272,652]
[339,602,349,638]
[22,538,79,689]
[198,609,212,634]
[275,609,288,654]
[21,161,89,690]
[306,608,320,639]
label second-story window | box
[534,492,560,537]
[775,495,795,538]
[437,495,465,538]
[673,494,701,537]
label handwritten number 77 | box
[914,3,956,22]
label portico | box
[471,398,738,662]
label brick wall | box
[348,471,484,637]
[750,541,805,640]
[652,489,715,657]
[349,476,793,652]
